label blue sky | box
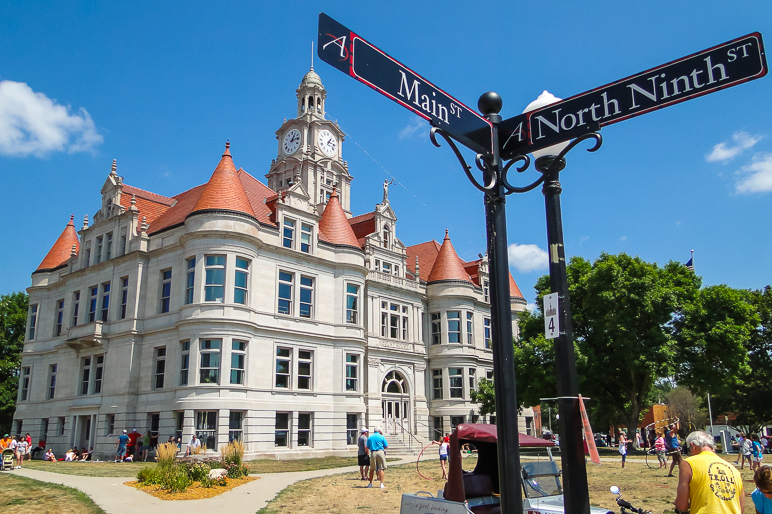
[1,1,770,307]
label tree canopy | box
[0,291,28,434]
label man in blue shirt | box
[366,426,388,489]
[115,429,129,462]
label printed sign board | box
[318,13,493,154]
[543,292,559,340]
[499,32,767,158]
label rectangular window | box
[199,339,221,384]
[466,312,474,344]
[346,414,358,445]
[175,412,184,443]
[345,284,359,324]
[80,357,91,395]
[449,368,463,398]
[120,277,129,319]
[431,313,441,345]
[107,414,115,436]
[283,218,295,249]
[204,255,225,302]
[278,271,293,315]
[54,299,64,337]
[229,411,243,442]
[160,270,172,313]
[300,223,312,253]
[100,282,110,322]
[180,341,190,385]
[59,417,66,436]
[20,366,30,401]
[48,364,57,399]
[185,257,196,304]
[469,368,476,394]
[196,411,217,450]
[382,262,391,274]
[298,413,312,447]
[154,347,166,389]
[432,369,443,399]
[297,350,312,390]
[105,232,113,260]
[275,412,290,447]
[85,244,91,268]
[345,354,358,392]
[120,232,127,256]
[486,369,494,381]
[28,304,38,340]
[94,355,104,394]
[95,236,103,264]
[451,416,465,430]
[484,318,492,349]
[381,301,409,340]
[447,311,461,343]
[71,291,80,326]
[483,280,490,303]
[234,258,249,305]
[275,348,291,388]
[230,340,246,385]
[299,276,314,318]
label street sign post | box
[500,32,767,159]
[317,13,493,155]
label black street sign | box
[500,32,767,159]
[317,13,493,155]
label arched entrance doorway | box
[381,370,410,436]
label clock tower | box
[267,67,353,214]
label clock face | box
[283,129,301,155]
[317,129,337,156]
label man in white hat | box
[358,427,370,480]
[366,426,389,488]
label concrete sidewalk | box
[13,457,413,514]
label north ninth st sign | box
[500,32,767,159]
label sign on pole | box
[499,32,767,159]
[317,13,493,155]
[543,292,559,339]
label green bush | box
[185,461,211,481]
[162,465,192,493]
[200,475,214,488]
[137,466,161,484]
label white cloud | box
[398,117,427,140]
[619,235,627,241]
[735,153,772,194]
[525,303,538,312]
[508,243,548,273]
[705,131,762,163]
[0,80,102,157]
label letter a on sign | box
[543,292,559,340]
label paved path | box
[13,456,414,514]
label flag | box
[684,257,694,271]
[579,395,600,464]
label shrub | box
[219,439,244,468]
[185,461,211,482]
[137,466,160,484]
[161,465,192,493]
[156,442,177,468]
[200,475,214,488]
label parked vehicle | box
[400,424,613,514]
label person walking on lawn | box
[366,426,388,489]
[675,430,744,514]
[357,428,370,481]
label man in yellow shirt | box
[675,430,744,514]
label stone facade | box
[13,68,531,459]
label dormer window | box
[382,225,391,248]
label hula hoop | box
[415,441,439,480]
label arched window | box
[382,370,407,395]
[383,225,391,248]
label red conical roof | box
[318,188,361,248]
[509,273,524,299]
[37,215,79,271]
[427,230,472,284]
[190,142,256,218]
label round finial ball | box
[478,92,502,115]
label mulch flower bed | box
[126,475,259,500]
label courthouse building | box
[14,68,530,458]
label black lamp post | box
[431,91,602,514]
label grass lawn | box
[257,455,760,514]
[0,472,106,513]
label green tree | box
[689,285,772,434]
[0,292,29,433]
[516,253,699,436]
[665,386,708,433]
[470,377,497,417]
